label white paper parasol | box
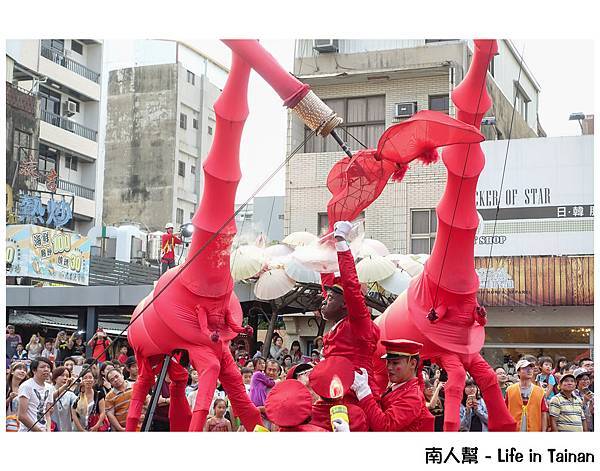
[386,253,424,277]
[254,268,296,300]
[378,268,412,295]
[284,257,321,284]
[264,244,293,264]
[282,231,319,247]
[230,245,264,281]
[356,255,396,283]
[359,238,390,258]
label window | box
[429,94,449,114]
[193,118,199,129]
[410,209,437,254]
[187,70,195,85]
[191,165,196,175]
[39,87,61,115]
[304,95,385,153]
[65,155,78,171]
[514,84,530,122]
[208,126,213,135]
[71,40,83,55]
[38,144,58,173]
[14,130,32,161]
[42,39,64,52]
[176,208,184,225]
[180,113,187,129]
[317,213,329,237]
[178,161,186,177]
[488,56,495,78]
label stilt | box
[142,353,171,431]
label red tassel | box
[391,164,409,182]
[418,148,439,165]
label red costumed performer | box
[126,40,345,432]
[352,339,434,431]
[374,40,516,431]
[319,221,381,399]
[308,356,369,431]
[265,380,328,432]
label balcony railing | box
[41,109,98,141]
[40,45,100,83]
[35,172,95,200]
[89,256,159,286]
[57,179,95,199]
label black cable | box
[26,128,317,431]
[265,194,277,240]
[480,44,526,304]
[340,126,368,150]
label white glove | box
[351,368,372,401]
[333,221,353,240]
[332,418,350,432]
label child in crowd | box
[204,398,232,432]
[536,356,557,400]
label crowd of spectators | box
[6,324,593,432]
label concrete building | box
[102,41,228,232]
[234,196,285,243]
[6,40,104,234]
[286,39,543,250]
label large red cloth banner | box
[325,110,484,231]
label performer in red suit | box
[264,380,327,432]
[308,356,369,431]
[351,339,434,432]
[320,220,381,398]
[160,222,182,275]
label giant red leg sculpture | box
[126,40,342,432]
[374,40,516,431]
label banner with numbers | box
[6,224,91,285]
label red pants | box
[433,351,515,431]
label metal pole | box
[330,129,353,159]
[141,354,171,432]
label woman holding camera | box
[66,332,86,359]
[459,378,488,432]
[87,329,112,362]
[26,334,43,361]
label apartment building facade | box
[102,41,228,232]
[285,39,543,250]
[6,39,103,235]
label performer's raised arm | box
[332,221,372,333]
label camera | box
[438,369,448,382]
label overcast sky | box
[188,39,594,203]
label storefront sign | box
[475,136,593,256]
[16,192,73,228]
[475,255,593,307]
[6,224,91,285]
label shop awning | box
[8,311,127,335]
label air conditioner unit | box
[394,102,417,118]
[314,39,339,53]
[64,101,78,116]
